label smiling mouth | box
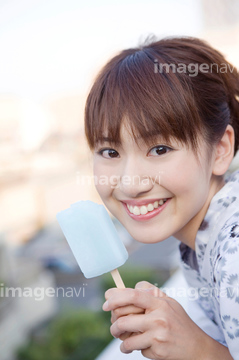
[122,198,170,221]
[125,199,168,215]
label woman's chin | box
[125,226,168,245]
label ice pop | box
[56,200,128,288]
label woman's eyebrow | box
[96,132,171,147]
[97,135,146,147]
[99,134,148,143]
[96,133,170,147]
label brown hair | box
[84,36,239,156]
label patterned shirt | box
[179,169,239,359]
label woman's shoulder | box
[215,170,239,247]
[206,170,239,282]
[210,169,239,233]
[213,174,239,267]
[211,168,239,287]
[210,171,239,360]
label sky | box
[0,0,203,101]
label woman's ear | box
[212,124,235,176]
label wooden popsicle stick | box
[110,268,125,288]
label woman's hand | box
[103,281,232,360]
[110,281,150,341]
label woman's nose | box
[119,175,153,197]
[118,159,153,197]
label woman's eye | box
[97,148,119,158]
[148,145,172,156]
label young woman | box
[84,36,239,359]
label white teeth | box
[126,199,167,216]
[153,201,158,208]
[140,206,148,215]
[133,206,140,215]
[147,203,154,211]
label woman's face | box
[93,122,219,249]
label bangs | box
[84,45,204,152]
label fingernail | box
[102,300,109,311]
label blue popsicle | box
[56,200,128,287]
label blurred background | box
[1,0,239,359]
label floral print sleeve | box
[179,170,239,360]
[216,221,239,358]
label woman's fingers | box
[111,305,145,341]
[135,281,153,289]
[110,313,147,338]
[119,331,132,341]
[111,304,144,323]
[104,285,170,348]
[103,288,150,310]
[119,332,151,354]
[108,287,147,342]
[103,288,167,311]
